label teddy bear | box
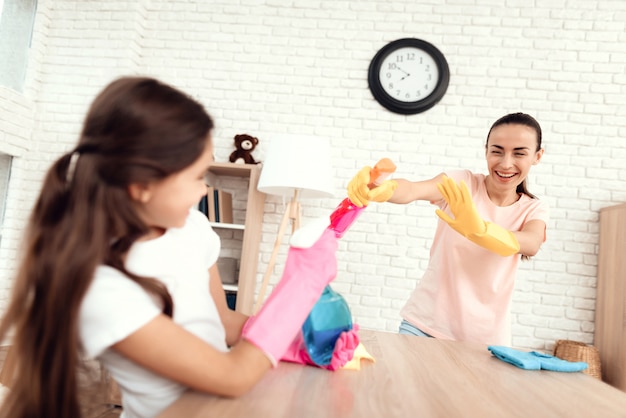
[229,134,260,164]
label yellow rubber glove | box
[347,166,398,208]
[435,176,520,257]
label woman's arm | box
[208,263,248,346]
[513,219,546,257]
[112,315,271,397]
[387,173,446,204]
[347,163,447,207]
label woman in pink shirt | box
[348,112,548,345]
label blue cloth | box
[488,345,588,372]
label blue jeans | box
[398,319,433,337]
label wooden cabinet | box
[206,162,265,315]
[595,203,626,391]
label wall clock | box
[368,38,450,115]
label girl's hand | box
[280,326,360,371]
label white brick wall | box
[1,0,625,351]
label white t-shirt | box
[79,210,226,418]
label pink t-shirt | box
[400,170,549,345]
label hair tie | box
[66,152,80,185]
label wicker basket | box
[553,340,602,380]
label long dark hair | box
[486,112,543,199]
[0,77,213,418]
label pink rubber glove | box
[281,325,360,371]
[242,229,338,366]
[326,325,360,371]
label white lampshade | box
[257,134,334,199]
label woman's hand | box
[347,166,397,207]
[435,176,520,257]
[434,176,485,237]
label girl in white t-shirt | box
[0,77,339,418]
[347,112,548,345]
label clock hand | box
[395,65,411,81]
[396,66,410,76]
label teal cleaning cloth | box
[488,346,588,372]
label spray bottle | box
[328,158,397,238]
[302,158,397,366]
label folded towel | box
[488,346,588,372]
[488,346,541,370]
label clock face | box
[368,38,450,115]
[378,46,440,103]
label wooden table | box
[157,330,626,417]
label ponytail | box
[0,152,104,417]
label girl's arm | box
[208,263,248,346]
[111,315,271,397]
[111,227,339,398]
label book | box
[207,186,216,222]
[198,193,208,217]
[204,187,233,223]
[218,190,233,224]
[213,188,219,222]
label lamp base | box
[253,190,301,314]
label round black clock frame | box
[368,38,450,115]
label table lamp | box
[254,134,334,313]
